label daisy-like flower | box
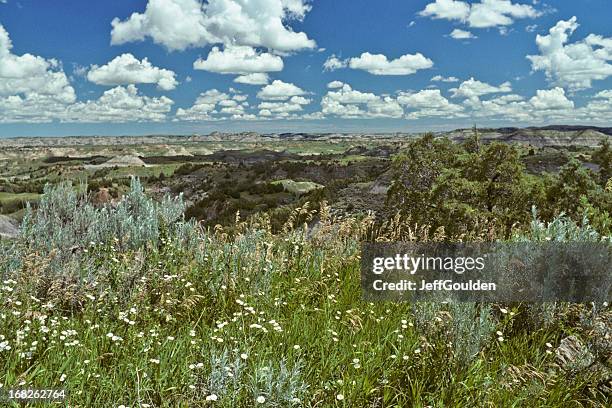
[256,396,266,404]
[205,394,218,401]
[336,394,344,401]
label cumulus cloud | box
[431,75,459,82]
[0,25,75,103]
[193,46,283,74]
[419,0,471,21]
[321,83,403,119]
[87,53,178,91]
[175,89,254,121]
[2,84,175,124]
[397,89,464,119]
[110,0,316,52]
[0,24,77,123]
[176,87,315,121]
[234,73,270,85]
[450,77,512,99]
[420,0,540,29]
[595,90,612,99]
[529,87,574,110]
[327,80,344,89]
[256,80,306,100]
[527,17,612,90]
[258,95,312,118]
[450,29,476,40]
[64,85,174,122]
[323,55,346,71]
[325,52,433,75]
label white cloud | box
[176,87,313,121]
[468,0,540,28]
[595,90,612,99]
[529,87,574,110]
[256,80,306,100]
[193,46,283,74]
[1,85,173,124]
[327,80,345,89]
[258,95,312,118]
[365,97,404,118]
[321,83,403,119]
[431,75,459,82]
[234,73,270,85]
[0,24,76,123]
[340,52,434,75]
[111,0,316,52]
[450,29,476,40]
[323,55,346,71]
[0,25,75,103]
[450,77,512,99]
[464,88,578,121]
[420,0,540,29]
[527,17,612,90]
[64,85,174,122]
[87,53,178,91]
[397,89,464,119]
[175,89,231,121]
[323,84,378,105]
[419,0,470,21]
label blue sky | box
[0,0,611,136]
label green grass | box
[0,192,40,202]
[272,179,324,195]
[0,183,609,407]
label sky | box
[0,0,611,137]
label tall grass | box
[0,181,609,407]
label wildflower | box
[414,348,421,354]
[545,342,553,348]
[240,353,248,360]
[256,396,266,404]
[497,336,504,342]
[149,358,160,365]
[500,308,508,314]
[336,394,344,401]
[293,344,300,350]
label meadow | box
[0,178,610,407]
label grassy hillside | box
[0,180,609,407]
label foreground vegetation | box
[0,177,610,407]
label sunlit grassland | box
[0,181,609,407]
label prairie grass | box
[0,180,609,407]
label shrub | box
[20,177,191,256]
